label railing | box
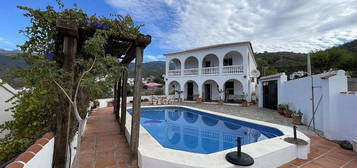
[168,69,181,76]
[223,65,244,74]
[202,66,219,75]
[184,68,199,76]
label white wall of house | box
[258,70,357,141]
[164,42,258,102]
[0,79,17,138]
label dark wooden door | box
[205,84,211,100]
[187,83,194,100]
[263,80,278,109]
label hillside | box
[255,52,307,76]
[0,50,27,88]
[128,61,165,78]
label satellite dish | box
[251,69,261,78]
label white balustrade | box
[184,68,199,76]
[201,66,219,75]
[223,65,244,74]
[168,69,181,76]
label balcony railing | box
[202,66,219,75]
[184,68,199,76]
[167,65,244,77]
[223,65,244,74]
[168,69,181,76]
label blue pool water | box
[128,107,284,154]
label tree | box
[0,1,140,165]
[311,47,357,74]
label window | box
[224,58,233,66]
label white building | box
[0,79,18,138]
[164,42,258,102]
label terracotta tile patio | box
[78,107,136,168]
[279,135,357,168]
[79,107,357,168]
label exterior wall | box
[0,81,17,138]
[329,93,357,141]
[165,43,257,102]
[5,133,55,168]
[258,70,357,141]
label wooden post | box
[120,69,128,133]
[115,76,122,120]
[54,19,77,168]
[113,80,118,114]
[130,46,144,166]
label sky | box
[1,0,357,62]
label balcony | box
[184,68,199,76]
[167,65,243,77]
[223,65,244,74]
[168,69,181,76]
[201,66,219,75]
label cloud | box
[0,37,17,50]
[144,54,165,62]
[107,0,357,53]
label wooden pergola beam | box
[121,34,151,65]
[120,69,128,134]
[53,19,78,168]
[115,76,122,120]
[129,45,143,166]
[128,34,151,166]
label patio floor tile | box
[77,106,357,168]
[76,107,137,168]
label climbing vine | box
[0,1,141,164]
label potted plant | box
[292,110,303,125]
[277,104,285,115]
[174,90,184,102]
[196,95,203,103]
[218,89,224,105]
[239,92,249,107]
[284,105,293,118]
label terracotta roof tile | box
[15,152,35,163]
[259,73,285,80]
[42,132,54,140]
[5,162,24,168]
[27,144,43,154]
[164,41,252,56]
[320,74,336,79]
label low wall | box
[328,92,357,141]
[6,112,90,168]
[259,70,357,141]
[6,133,55,168]
[97,95,166,108]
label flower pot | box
[285,110,293,118]
[196,98,202,103]
[218,100,224,105]
[277,109,284,115]
[242,101,249,107]
[292,115,302,125]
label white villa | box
[0,79,18,138]
[164,42,258,102]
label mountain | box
[0,50,27,88]
[255,52,307,76]
[0,49,21,56]
[128,61,165,78]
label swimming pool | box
[128,106,284,154]
[124,105,310,168]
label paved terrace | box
[79,104,357,168]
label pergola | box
[54,19,151,167]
